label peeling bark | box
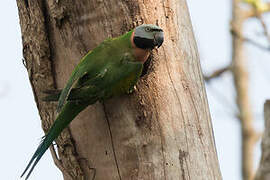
[17,0,221,179]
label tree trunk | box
[255,100,270,180]
[17,0,222,179]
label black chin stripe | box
[134,36,155,49]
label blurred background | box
[1,0,270,179]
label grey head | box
[133,24,164,49]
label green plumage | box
[21,30,143,179]
[21,24,164,180]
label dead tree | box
[16,0,222,179]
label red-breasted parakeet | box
[21,24,164,179]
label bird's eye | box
[145,27,151,32]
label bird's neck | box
[130,31,150,63]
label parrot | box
[21,24,164,179]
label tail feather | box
[57,70,87,112]
[42,89,62,94]
[42,89,61,102]
[21,101,91,179]
[42,86,97,102]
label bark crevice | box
[102,103,122,180]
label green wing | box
[44,60,143,103]
[56,59,89,112]
[101,60,143,98]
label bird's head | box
[133,24,164,50]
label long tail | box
[42,89,61,101]
[21,101,89,180]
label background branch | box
[232,1,257,179]
[204,66,231,82]
[256,12,270,45]
[231,28,270,51]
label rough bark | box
[17,0,221,179]
[231,1,257,180]
[255,100,270,180]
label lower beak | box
[154,32,164,48]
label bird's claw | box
[127,85,137,94]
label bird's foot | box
[127,85,137,94]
